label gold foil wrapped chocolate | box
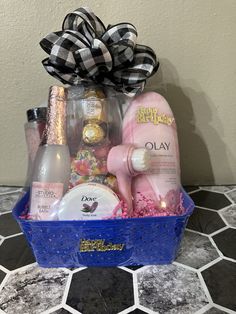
[81,87,108,145]
[82,123,105,144]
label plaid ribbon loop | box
[40,7,159,96]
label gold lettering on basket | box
[79,239,125,252]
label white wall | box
[0,0,236,185]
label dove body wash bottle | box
[122,92,181,216]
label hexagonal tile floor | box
[202,260,236,311]
[204,308,228,314]
[221,204,236,227]
[187,207,225,234]
[189,190,232,210]
[67,268,134,313]
[0,269,6,284]
[0,185,236,314]
[176,231,219,269]
[0,212,22,237]
[127,309,148,314]
[51,309,73,314]
[137,264,208,313]
[0,265,69,314]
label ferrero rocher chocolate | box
[81,87,108,145]
[82,123,105,144]
[82,88,107,121]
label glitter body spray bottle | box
[29,86,71,220]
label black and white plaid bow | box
[40,7,159,96]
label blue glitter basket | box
[12,189,194,267]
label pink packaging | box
[122,92,182,216]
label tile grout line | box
[188,189,201,195]
[134,265,150,274]
[70,267,87,274]
[185,228,211,238]
[0,189,23,196]
[224,192,236,204]
[217,210,236,229]
[197,271,213,304]
[208,237,225,258]
[0,271,11,295]
[218,203,234,212]
[10,262,38,274]
[199,186,236,194]
[3,232,23,240]
[207,237,236,263]
[218,210,231,227]
[194,303,212,314]
[218,255,236,264]
[61,271,73,305]
[199,187,226,194]
[198,256,222,273]
[130,270,158,313]
[132,271,140,308]
[117,305,136,314]
[40,304,63,314]
[212,302,236,314]
[226,187,236,193]
[173,261,198,273]
[59,269,83,314]
[135,305,157,314]
[118,266,135,274]
[209,225,229,237]
[0,265,10,275]
[64,303,82,314]
[192,205,231,213]
[0,211,12,216]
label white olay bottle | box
[29,86,71,220]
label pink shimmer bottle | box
[24,107,47,190]
[29,86,71,220]
[122,92,181,216]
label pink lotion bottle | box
[122,92,181,215]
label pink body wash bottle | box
[122,92,181,216]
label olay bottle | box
[29,86,70,220]
[122,92,181,216]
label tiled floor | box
[0,185,236,314]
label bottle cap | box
[131,148,151,172]
[27,107,47,122]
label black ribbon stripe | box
[40,7,159,96]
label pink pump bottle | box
[122,92,181,216]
